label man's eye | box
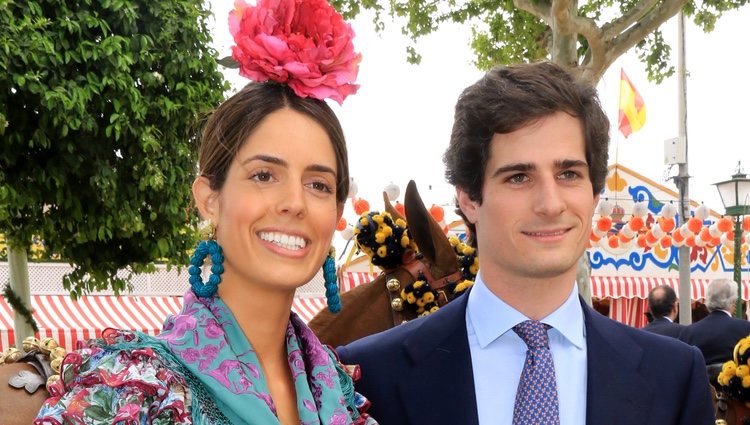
[508,174,528,183]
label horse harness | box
[381,251,463,326]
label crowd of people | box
[23,0,750,424]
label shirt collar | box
[467,272,585,350]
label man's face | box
[457,111,598,283]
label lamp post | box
[714,162,750,318]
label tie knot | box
[513,320,550,349]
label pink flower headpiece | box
[229,0,361,105]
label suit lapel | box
[398,292,479,425]
[584,301,653,424]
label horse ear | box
[383,191,405,222]
[404,180,456,270]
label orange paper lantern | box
[699,228,712,242]
[628,216,645,232]
[636,234,648,248]
[353,198,370,215]
[590,230,602,242]
[685,235,696,247]
[607,235,620,249]
[597,216,613,233]
[336,217,347,231]
[429,204,445,222]
[672,230,685,243]
[659,235,672,249]
[717,217,733,233]
[394,201,405,217]
[645,230,658,244]
[743,216,750,232]
[687,217,703,234]
[658,217,675,233]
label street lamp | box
[714,162,750,318]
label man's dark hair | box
[443,62,610,247]
[648,285,678,318]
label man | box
[642,285,685,338]
[338,62,713,424]
[681,278,750,365]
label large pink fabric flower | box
[229,0,361,104]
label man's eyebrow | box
[556,159,588,169]
[490,162,533,178]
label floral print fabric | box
[35,290,377,424]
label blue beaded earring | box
[323,248,341,313]
[188,224,224,298]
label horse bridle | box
[381,250,463,326]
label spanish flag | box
[618,69,646,138]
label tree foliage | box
[331,0,748,84]
[0,0,228,297]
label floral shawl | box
[35,290,376,424]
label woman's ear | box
[192,176,219,222]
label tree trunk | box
[576,253,593,307]
[8,246,33,348]
[550,0,578,67]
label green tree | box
[331,0,748,84]
[0,0,228,341]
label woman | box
[35,0,375,423]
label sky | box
[207,2,750,233]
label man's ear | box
[456,187,479,224]
[192,176,219,222]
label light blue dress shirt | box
[466,273,587,424]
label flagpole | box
[675,11,692,325]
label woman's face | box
[194,108,342,293]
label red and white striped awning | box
[591,276,750,301]
[0,295,327,352]
[339,271,380,292]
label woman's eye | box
[309,181,333,193]
[251,171,273,182]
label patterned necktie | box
[512,320,560,425]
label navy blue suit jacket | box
[642,316,686,339]
[339,291,714,425]
[681,310,750,365]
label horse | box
[0,337,62,425]
[308,180,472,347]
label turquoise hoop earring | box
[323,249,341,313]
[188,239,224,298]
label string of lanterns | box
[590,199,750,251]
[337,180,449,241]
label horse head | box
[308,180,477,347]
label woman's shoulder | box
[35,329,192,424]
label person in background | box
[681,278,750,365]
[642,285,685,338]
[35,1,377,424]
[338,61,713,425]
